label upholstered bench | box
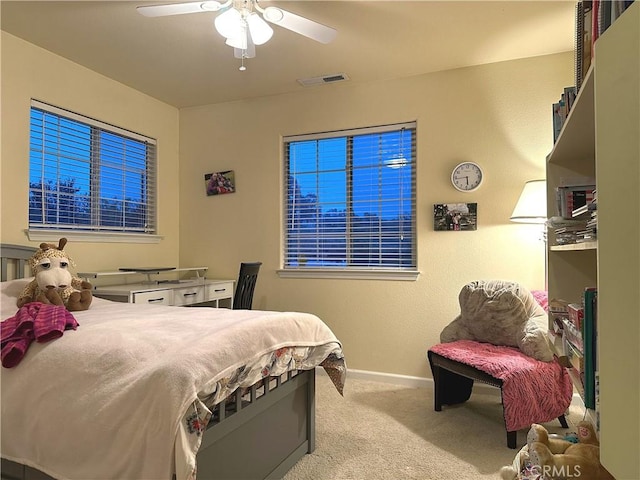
[428,340,571,449]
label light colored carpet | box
[283,373,584,480]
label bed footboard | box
[196,368,316,480]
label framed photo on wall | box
[205,170,235,196]
[433,203,477,231]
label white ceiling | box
[1,1,576,108]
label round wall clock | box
[451,161,483,192]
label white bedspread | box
[1,279,344,480]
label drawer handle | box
[214,288,226,292]
[148,297,165,303]
[183,292,197,297]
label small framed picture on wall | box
[205,170,235,196]
[433,203,477,231]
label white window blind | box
[28,100,157,235]
[284,122,416,271]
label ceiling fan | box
[137,0,337,70]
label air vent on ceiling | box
[297,73,350,87]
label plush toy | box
[17,238,92,312]
[440,280,554,361]
[527,423,577,454]
[500,421,615,480]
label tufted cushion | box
[440,280,554,362]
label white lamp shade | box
[510,179,547,223]
[226,35,246,49]
[215,8,243,39]
[247,12,273,45]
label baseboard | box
[315,367,500,393]
[316,367,586,409]
[342,368,432,388]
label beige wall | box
[179,52,574,378]
[1,32,180,270]
[1,31,574,379]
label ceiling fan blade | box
[136,1,223,17]
[262,6,337,44]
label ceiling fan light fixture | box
[262,6,284,23]
[234,41,255,59]
[225,36,245,49]
[214,7,242,39]
[246,12,273,45]
[200,1,224,12]
[225,27,248,49]
[137,0,337,69]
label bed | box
[0,244,346,480]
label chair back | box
[233,262,262,310]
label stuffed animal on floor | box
[529,420,615,480]
[500,421,615,480]
[527,423,578,454]
[17,238,93,312]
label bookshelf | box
[593,2,639,477]
[546,2,639,478]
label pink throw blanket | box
[1,302,79,368]
[429,339,572,431]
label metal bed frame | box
[0,243,316,480]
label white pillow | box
[1,278,33,319]
[440,280,554,362]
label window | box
[284,122,416,276]
[28,100,157,238]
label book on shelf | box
[573,192,597,238]
[552,101,565,143]
[567,303,584,330]
[599,0,612,35]
[575,231,597,243]
[576,0,635,94]
[582,287,598,409]
[547,216,587,228]
[575,1,594,92]
[554,224,588,234]
[563,335,585,387]
[572,201,597,217]
[575,1,585,91]
[552,87,578,142]
[547,216,595,245]
[562,317,584,353]
[595,0,634,38]
[555,184,596,219]
[563,86,577,112]
[548,298,570,336]
[592,0,601,47]
[595,370,600,429]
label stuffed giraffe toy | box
[17,238,92,312]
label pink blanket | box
[429,339,572,431]
[1,302,79,368]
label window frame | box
[279,122,419,281]
[26,100,161,244]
